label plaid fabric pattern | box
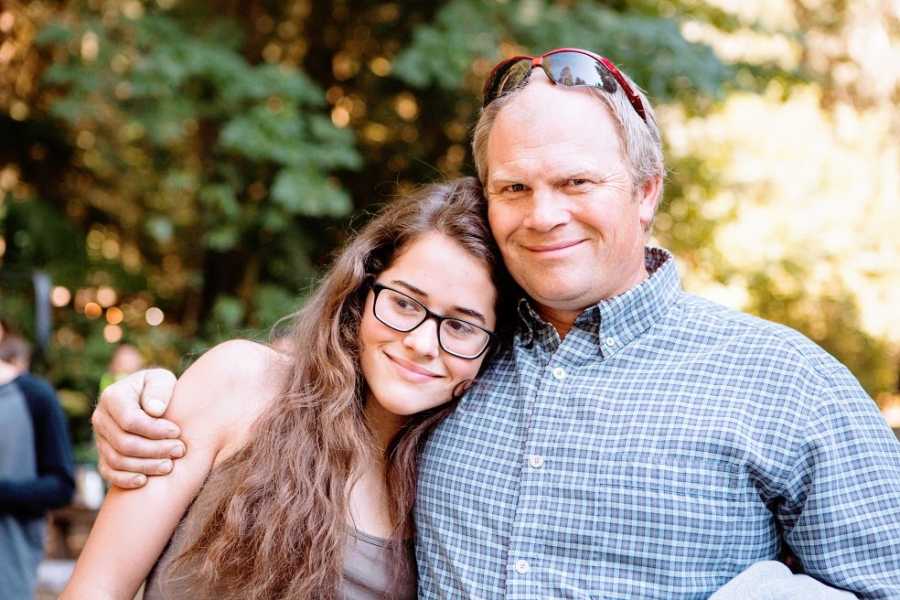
[415,247,900,600]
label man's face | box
[484,75,660,321]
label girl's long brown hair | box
[170,177,515,599]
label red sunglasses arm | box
[595,55,648,121]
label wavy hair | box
[170,177,515,599]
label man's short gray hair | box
[472,68,665,211]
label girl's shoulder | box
[169,340,290,461]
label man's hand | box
[92,369,185,489]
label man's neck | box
[535,306,580,339]
[535,262,653,340]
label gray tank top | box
[143,466,415,599]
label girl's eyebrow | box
[390,279,487,325]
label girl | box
[62,177,513,599]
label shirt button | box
[528,454,544,469]
[514,559,530,574]
[551,367,566,380]
[605,337,618,348]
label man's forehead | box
[488,153,604,182]
[485,83,622,179]
[502,76,604,116]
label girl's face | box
[359,232,497,419]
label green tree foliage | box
[1,0,895,453]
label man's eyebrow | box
[390,279,488,325]
[485,173,519,188]
[554,168,601,181]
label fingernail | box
[132,474,147,486]
[149,400,166,415]
[170,444,185,458]
[158,459,172,473]
[165,426,180,438]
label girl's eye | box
[445,320,476,337]
[392,297,417,311]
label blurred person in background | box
[0,329,75,599]
[99,344,145,393]
[0,334,31,375]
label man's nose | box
[523,187,570,232]
[402,318,440,358]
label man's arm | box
[0,374,75,516]
[91,368,185,488]
[779,363,900,598]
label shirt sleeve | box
[0,374,76,516]
[777,363,900,598]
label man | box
[0,333,75,598]
[91,49,900,597]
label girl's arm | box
[61,340,278,600]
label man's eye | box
[568,178,589,187]
[504,183,526,193]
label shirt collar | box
[515,247,681,353]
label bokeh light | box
[105,306,124,325]
[145,307,164,326]
[51,286,72,307]
[97,286,118,307]
[84,302,102,319]
[103,324,123,343]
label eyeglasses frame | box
[370,283,495,360]
[482,47,648,122]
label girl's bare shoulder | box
[169,340,291,451]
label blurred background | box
[1,0,899,594]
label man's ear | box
[637,175,662,233]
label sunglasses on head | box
[481,48,647,122]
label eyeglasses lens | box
[491,59,534,102]
[545,52,618,94]
[375,288,424,330]
[438,319,490,358]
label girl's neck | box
[363,394,408,453]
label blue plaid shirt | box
[415,248,900,599]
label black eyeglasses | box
[371,283,494,360]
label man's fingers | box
[91,406,180,448]
[96,433,180,470]
[137,368,178,417]
[95,423,185,460]
[99,371,180,440]
[97,462,148,490]
[97,440,174,476]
